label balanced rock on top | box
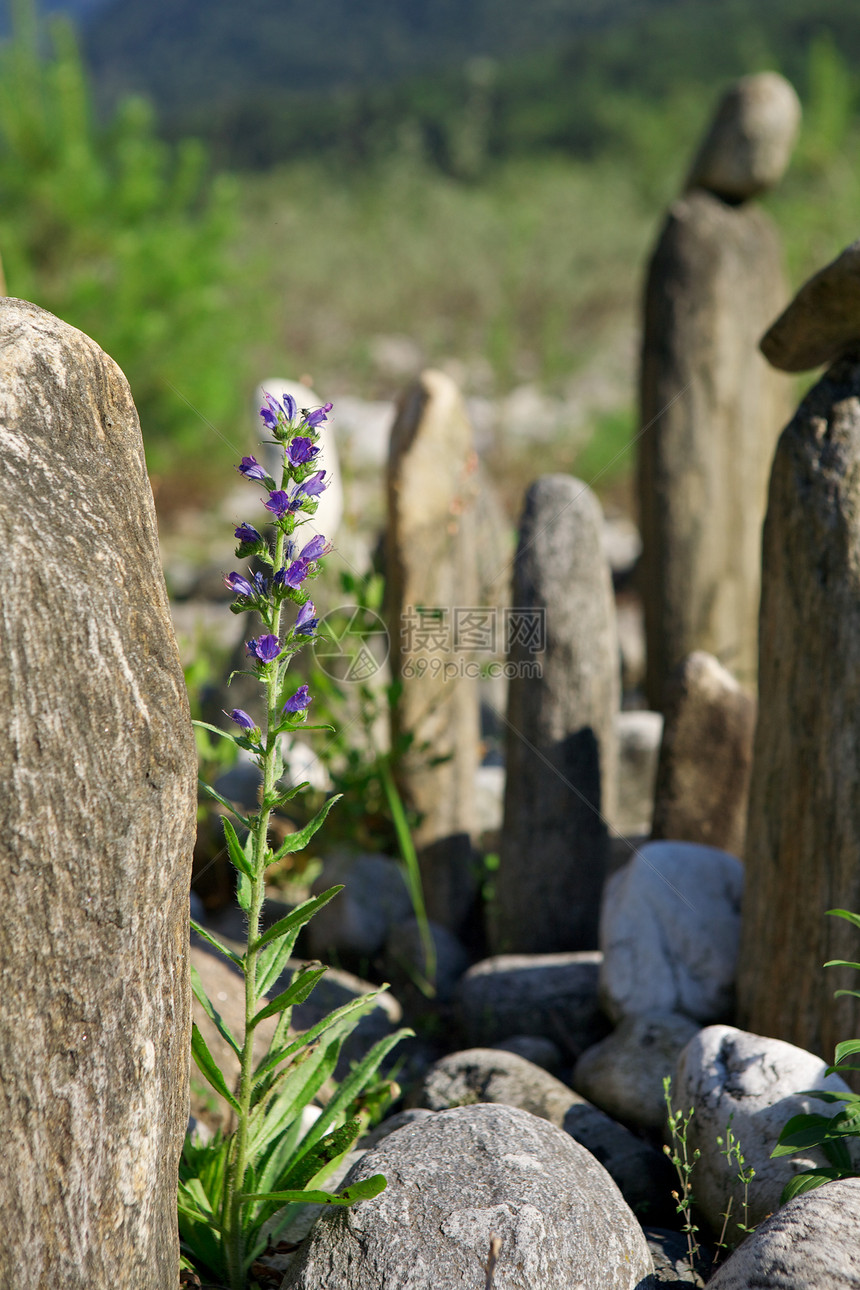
[686,71,801,202]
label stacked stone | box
[738,244,860,1060]
[638,73,800,709]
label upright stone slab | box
[0,299,197,1288]
[492,475,619,953]
[387,370,481,930]
[738,255,860,1057]
[638,73,799,709]
[651,650,756,856]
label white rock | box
[599,840,743,1023]
[674,1025,860,1240]
[574,1011,700,1130]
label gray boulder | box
[644,1228,707,1287]
[283,1104,656,1289]
[707,1177,860,1289]
[574,1011,700,1130]
[455,951,608,1060]
[674,1025,860,1241]
[307,851,413,961]
[599,841,743,1023]
[760,240,860,372]
[494,1035,563,1073]
[686,72,801,201]
[383,917,470,1007]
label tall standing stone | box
[492,475,619,953]
[739,249,860,1059]
[0,299,198,1288]
[387,369,482,930]
[638,73,800,710]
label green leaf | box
[252,887,343,955]
[240,1174,387,1206]
[192,719,240,743]
[823,1134,856,1172]
[802,1088,860,1104]
[823,960,860,972]
[771,1113,833,1156]
[190,962,241,1058]
[190,1023,241,1113]
[271,794,341,862]
[252,966,327,1027]
[221,816,255,880]
[236,866,253,914]
[834,1040,860,1065]
[827,909,860,931]
[834,989,860,1001]
[781,1168,843,1204]
[198,779,253,828]
[190,918,244,968]
[280,1120,363,1192]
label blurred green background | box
[2,0,859,506]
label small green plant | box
[772,907,860,1202]
[713,1114,756,1261]
[180,393,410,1288]
[663,1076,701,1276]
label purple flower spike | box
[304,402,333,428]
[234,522,263,545]
[252,571,269,595]
[281,558,310,589]
[237,455,269,482]
[301,471,327,497]
[247,634,281,663]
[264,489,294,519]
[228,709,256,731]
[283,684,312,714]
[265,390,297,422]
[294,600,319,636]
[224,571,256,598]
[285,436,319,468]
[259,405,278,431]
[300,534,331,560]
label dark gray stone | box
[493,1035,563,1074]
[307,850,413,961]
[493,474,619,953]
[282,1104,656,1289]
[455,951,608,1060]
[737,353,860,1058]
[383,917,470,1007]
[644,1228,707,1287]
[0,298,198,1288]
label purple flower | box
[294,600,319,636]
[277,558,310,589]
[234,522,263,545]
[283,685,312,714]
[285,436,319,467]
[247,634,281,663]
[264,489,296,519]
[228,709,256,731]
[303,402,333,428]
[300,533,331,560]
[259,391,298,431]
[237,455,269,482]
[252,571,269,595]
[224,571,256,598]
[300,471,327,497]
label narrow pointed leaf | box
[252,967,326,1027]
[198,779,253,828]
[823,960,860,972]
[827,909,860,931]
[240,1175,387,1206]
[252,887,343,954]
[192,719,239,743]
[221,816,255,880]
[271,794,341,861]
[834,1040,860,1065]
[190,1023,241,1113]
[190,963,241,1058]
[190,918,244,968]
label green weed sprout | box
[180,392,410,1288]
[772,908,860,1203]
[663,1076,701,1276]
[713,1114,755,1261]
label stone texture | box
[414,1047,673,1220]
[760,240,860,373]
[493,474,619,953]
[638,188,793,709]
[706,1177,860,1290]
[599,841,743,1024]
[737,354,860,1059]
[455,951,608,1061]
[685,72,801,201]
[283,1104,656,1290]
[0,299,197,1288]
[494,1035,563,1073]
[651,651,756,856]
[615,709,664,835]
[386,369,482,930]
[674,1025,859,1241]
[574,1011,700,1131]
[644,1229,707,1287]
[383,917,470,1008]
[307,851,413,962]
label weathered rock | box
[255,377,343,540]
[644,1228,707,1287]
[0,299,197,1288]
[738,353,860,1058]
[760,240,860,373]
[386,370,482,930]
[494,1034,564,1074]
[599,841,743,1023]
[383,917,470,1007]
[651,651,756,856]
[638,187,793,709]
[674,1025,860,1241]
[615,709,664,835]
[574,1011,700,1130]
[283,1104,656,1289]
[455,951,608,1060]
[706,1177,860,1290]
[307,851,413,962]
[415,1047,673,1219]
[493,474,619,953]
[686,72,801,201]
